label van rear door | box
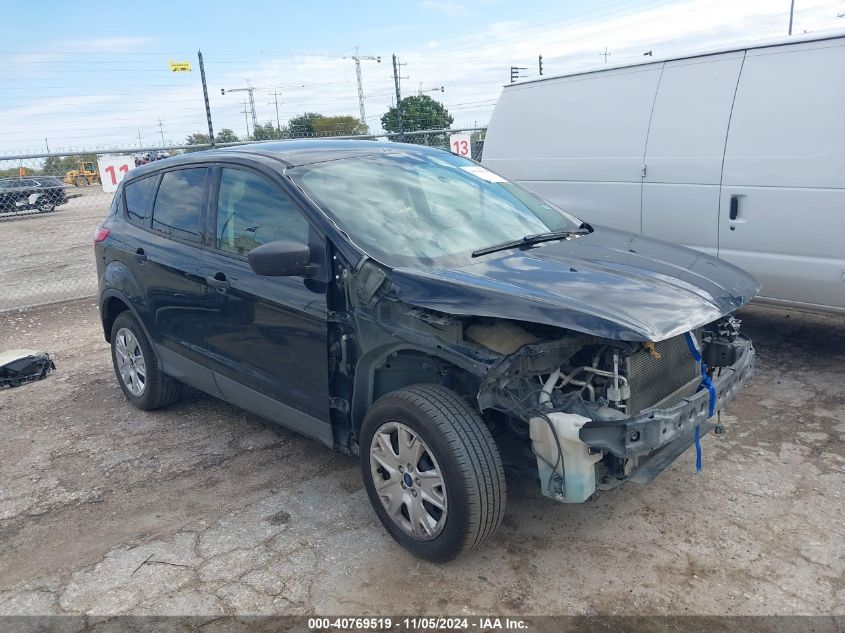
[641,53,743,257]
[719,39,845,311]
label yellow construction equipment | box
[64,161,100,187]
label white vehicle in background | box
[483,32,845,315]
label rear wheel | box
[110,311,181,410]
[360,384,506,561]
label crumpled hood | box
[388,227,761,342]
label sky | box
[1,0,844,155]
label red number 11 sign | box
[97,155,134,193]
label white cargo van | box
[483,33,845,315]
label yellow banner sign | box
[169,61,192,72]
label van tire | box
[110,311,182,410]
[360,384,506,561]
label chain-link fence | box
[0,128,485,312]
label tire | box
[360,384,506,562]
[74,176,87,187]
[37,197,55,213]
[110,311,182,410]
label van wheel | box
[110,311,181,410]
[360,384,506,562]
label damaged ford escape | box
[95,141,759,561]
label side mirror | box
[247,240,314,277]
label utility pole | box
[222,82,258,129]
[240,100,251,139]
[137,130,142,148]
[510,66,526,83]
[270,89,282,133]
[392,54,404,141]
[599,47,611,63]
[197,50,215,146]
[158,119,166,146]
[538,54,543,76]
[343,48,380,127]
[788,0,795,34]
[44,138,50,153]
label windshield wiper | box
[471,227,591,258]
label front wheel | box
[360,384,506,562]
[74,176,87,187]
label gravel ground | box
[0,300,842,617]
[0,187,111,312]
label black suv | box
[0,176,68,214]
[95,141,758,561]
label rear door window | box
[123,175,158,224]
[152,168,208,243]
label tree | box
[215,128,240,144]
[42,154,98,177]
[251,122,285,141]
[380,95,453,144]
[287,112,324,138]
[184,132,210,151]
[184,129,240,151]
[284,112,368,138]
[311,115,368,136]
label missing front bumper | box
[579,336,755,461]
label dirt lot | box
[0,187,111,312]
[0,300,842,617]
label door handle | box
[729,196,739,221]
[135,247,147,263]
[205,273,231,292]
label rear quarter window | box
[124,175,158,224]
[151,168,208,243]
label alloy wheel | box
[369,421,448,541]
[114,327,147,397]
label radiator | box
[625,333,700,415]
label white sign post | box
[97,155,134,193]
[449,132,472,158]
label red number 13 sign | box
[449,133,472,158]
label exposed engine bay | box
[330,261,756,504]
[468,315,753,502]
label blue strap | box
[683,331,702,361]
[684,332,715,473]
[694,425,702,472]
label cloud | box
[419,0,467,16]
[6,36,154,66]
[82,37,153,51]
[0,0,843,153]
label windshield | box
[287,151,583,267]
